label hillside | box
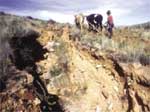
[130,21,150,29]
[0,13,150,112]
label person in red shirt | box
[106,10,114,39]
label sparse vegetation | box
[50,65,63,77]
[140,31,150,40]
[0,13,150,112]
[131,21,150,29]
[53,38,69,72]
[78,31,150,65]
[0,41,12,92]
[0,14,64,112]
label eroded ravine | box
[9,30,64,112]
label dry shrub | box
[80,33,150,65]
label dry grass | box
[49,65,63,77]
[0,41,12,80]
[0,14,42,91]
[0,13,149,111]
[76,28,150,65]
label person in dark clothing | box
[106,10,114,39]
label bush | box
[0,14,42,91]
[0,38,12,92]
[50,66,63,77]
[79,34,150,65]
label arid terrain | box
[0,13,150,112]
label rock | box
[26,74,33,84]
[44,53,49,58]
[107,102,113,110]
[113,86,119,92]
[42,73,51,80]
[96,105,101,112]
[34,98,41,105]
[127,76,133,86]
[94,43,101,50]
[122,64,150,87]
[129,90,141,112]
[36,65,42,74]
[132,62,142,69]
[55,42,60,46]
[96,64,102,69]
[43,41,55,52]
[49,48,55,52]
[135,67,150,87]
[43,41,60,52]
[20,89,26,96]
[43,41,55,48]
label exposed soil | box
[0,15,149,112]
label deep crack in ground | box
[9,30,64,112]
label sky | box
[0,0,150,25]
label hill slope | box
[0,13,150,112]
[131,21,150,29]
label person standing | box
[106,10,114,39]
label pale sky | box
[0,0,150,25]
